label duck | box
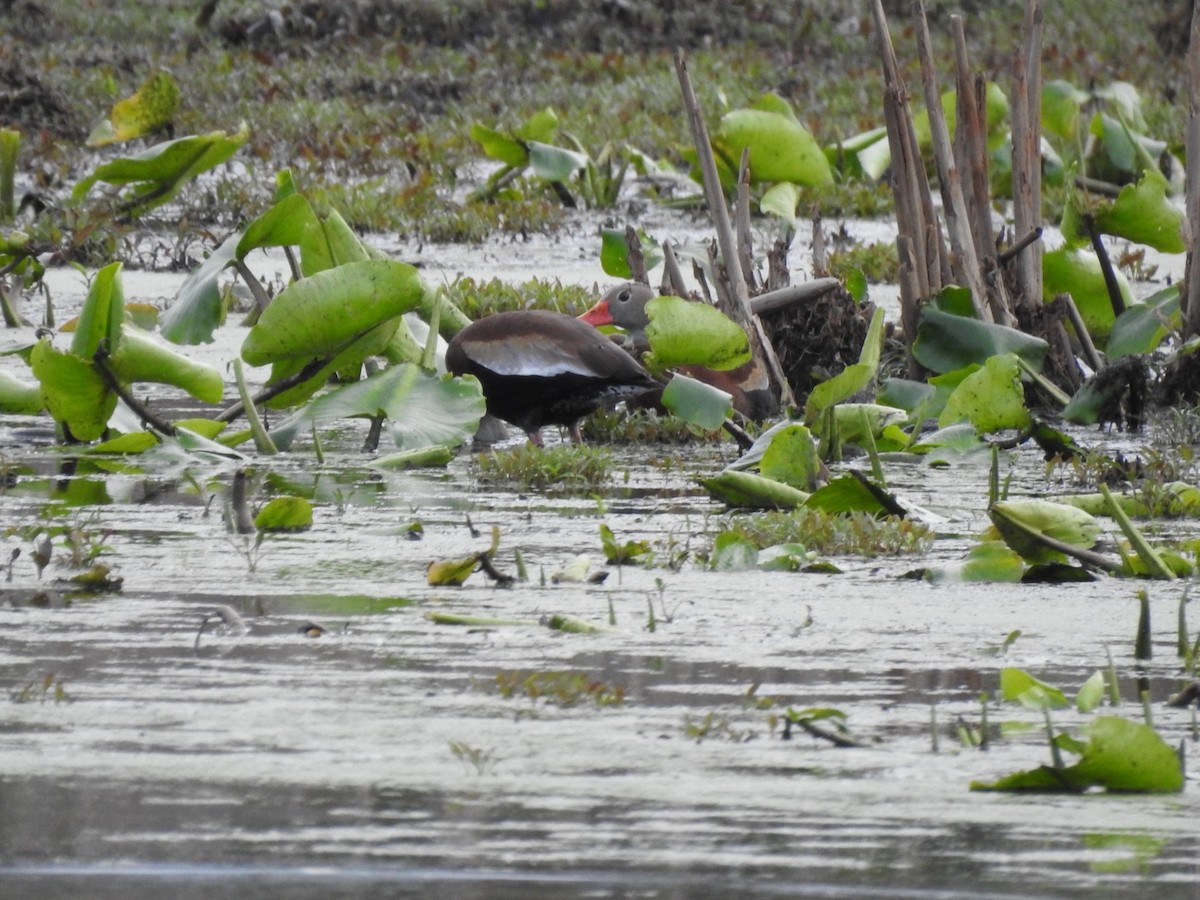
[578,283,778,421]
[446,309,659,445]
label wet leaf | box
[711,532,759,571]
[804,473,903,518]
[241,260,425,366]
[254,496,313,533]
[599,523,650,565]
[927,541,1025,584]
[71,261,125,359]
[1000,667,1070,710]
[270,364,485,452]
[804,306,886,421]
[1106,285,1179,359]
[701,470,809,510]
[551,555,592,583]
[644,295,751,371]
[1041,79,1089,142]
[159,233,238,345]
[714,107,832,187]
[757,543,813,571]
[913,308,1048,374]
[988,500,1102,564]
[939,353,1031,433]
[659,372,732,431]
[73,125,249,217]
[469,122,528,167]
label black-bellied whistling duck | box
[446,309,659,445]
[579,283,778,421]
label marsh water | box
[1,239,1198,899]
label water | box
[1,255,1198,898]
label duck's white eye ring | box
[617,289,631,302]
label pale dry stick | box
[624,224,649,285]
[735,149,756,292]
[673,51,794,407]
[749,279,840,316]
[1010,0,1044,317]
[915,0,989,320]
[660,241,689,297]
[765,234,792,290]
[1061,293,1104,374]
[1185,0,1200,336]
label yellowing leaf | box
[87,70,180,146]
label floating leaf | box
[254,496,313,532]
[701,470,809,510]
[1000,667,1070,710]
[427,555,478,586]
[711,532,759,571]
[972,717,1183,793]
[804,473,903,518]
[927,541,1025,584]
[1063,169,1185,253]
[989,500,1102,564]
[0,370,42,414]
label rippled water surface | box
[1,264,1198,899]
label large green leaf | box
[241,260,425,366]
[1000,667,1069,710]
[804,306,885,421]
[714,108,832,187]
[804,473,901,517]
[1062,169,1185,253]
[159,233,237,345]
[108,326,224,403]
[700,470,809,509]
[644,295,751,371]
[989,499,1101,564]
[0,369,43,414]
[1042,247,1134,344]
[659,372,732,431]
[599,228,663,278]
[1106,285,1180,359]
[71,261,125,359]
[972,716,1183,793]
[939,354,1031,432]
[264,320,401,409]
[1041,79,1089,142]
[270,363,485,452]
[760,181,801,221]
[528,141,587,182]
[470,122,528,167]
[87,70,180,146]
[913,307,1048,374]
[237,192,320,259]
[759,423,823,491]
[72,124,249,217]
[29,340,115,441]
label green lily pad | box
[759,423,822,492]
[644,295,751,371]
[714,107,832,187]
[241,260,424,366]
[659,372,732,431]
[0,370,42,414]
[913,307,1048,374]
[30,340,115,441]
[804,306,885,421]
[1062,168,1185,253]
[989,499,1102,564]
[108,326,224,404]
[1042,247,1135,344]
[1106,284,1179,359]
[939,353,1031,432]
[1001,667,1070,710]
[254,496,313,532]
[270,363,485,452]
[701,470,809,510]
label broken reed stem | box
[915,0,988,319]
[661,240,689,297]
[1010,0,1044,316]
[673,50,794,407]
[1185,0,1200,336]
[624,224,649,285]
[735,148,756,292]
[1061,293,1103,373]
